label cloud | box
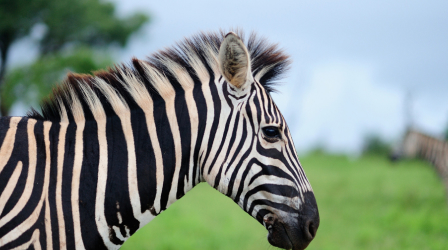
[292,61,404,153]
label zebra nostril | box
[302,191,320,242]
[306,220,317,240]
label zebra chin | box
[262,192,319,250]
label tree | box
[0,0,149,115]
[362,134,391,156]
[1,47,113,114]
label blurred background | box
[1,0,447,249]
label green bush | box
[362,134,392,156]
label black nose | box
[304,214,318,241]
[264,191,320,250]
[302,191,320,241]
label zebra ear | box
[218,32,252,89]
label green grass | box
[121,153,448,250]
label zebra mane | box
[27,30,290,122]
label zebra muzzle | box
[264,192,320,250]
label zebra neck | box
[62,98,206,247]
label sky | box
[9,0,448,153]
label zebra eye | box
[262,126,282,141]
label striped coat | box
[0,31,319,250]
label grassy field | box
[121,153,448,250]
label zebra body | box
[394,129,448,200]
[0,31,319,250]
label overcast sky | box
[9,0,448,153]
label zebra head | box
[202,32,319,250]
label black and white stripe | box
[0,31,319,250]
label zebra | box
[0,31,319,250]
[392,129,448,201]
